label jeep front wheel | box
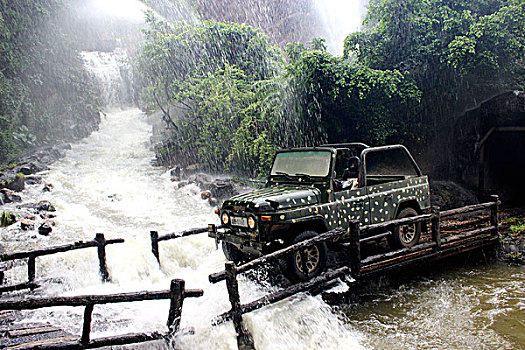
[283,231,327,282]
[391,207,421,248]
[222,242,247,265]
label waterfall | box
[81,48,135,107]
[314,0,369,55]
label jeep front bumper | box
[208,224,264,252]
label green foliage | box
[136,1,524,177]
[0,0,100,164]
[344,0,525,136]
[135,15,286,176]
[286,48,421,145]
[0,210,15,227]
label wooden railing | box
[207,195,500,350]
[149,227,210,264]
[0,279,203,349]
[0,234,124,293]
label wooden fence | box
[150,227,213,264]
[207,195,500,350]
[0,234,124,293]
[0,278,203,349]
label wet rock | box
[176,181,189,188]
[37,200,56,212]
[1,189,22,203]
[187,173,213,187]
[170,166,182,181]
[20,220,35,231]
[3,175,25,192]
[38,222,53,236]
[210,180,236,200]
[25,175,42,186]
[0,194,3,206]
[40,212,57,219]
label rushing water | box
[2,108,523,349]
[1,45,523,348]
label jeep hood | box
[223,185,321,211]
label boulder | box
[1,189,22,203]
[3,176,25,192]
[38,222,53,236]
[37,200,56,212]
[25,175,42,185]
[20,220,35,231]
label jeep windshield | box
[270,151,332,177]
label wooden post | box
[431,207,441,252]
[349,221,361,280]
[95,234,109,282]
[27,256,36,282]
[225,262,255,350]
[490,195,499,236]
[478,144,485,199]
[81,303,94,345]
[299,250,309,280]
[151,231,160,264]
[167,279,185,336]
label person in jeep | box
[209,143,431,282]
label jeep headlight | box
[221,212,230,225]
[248,216,256,230]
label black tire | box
[222,242,247,265]
[283,231,327,282]
[390,207,421,248]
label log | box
[167,279,185,336]
[225,262,255,350]
[157,227,209,242]
[0,237,125,261]
[440,202,494,218]
[95,234,109,282]
[361,234,498,278]
[441,226,495,244]
[81,303,94,345]
[361,241,437,266]
[28,256,36,282]
[360,214,432,233]
[25,332,165,349]
[490,195,499,236]
[216,266,351,323]
[431,207,441,251]
[209,227,347,283]
[150,231,160,263]
[349,221,361,279]
[0,288,204,310]
[0,281,39,294]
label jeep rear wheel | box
[283,231,327,282]
[390,207,421,248]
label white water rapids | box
[1,48,523,349]
[2,108,364,349]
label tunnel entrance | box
[454,91,525,204]
[479,127,525,204]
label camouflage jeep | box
[209,143,431,281]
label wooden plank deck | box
[0,310,76,349]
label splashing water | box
[1,108,364,349]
